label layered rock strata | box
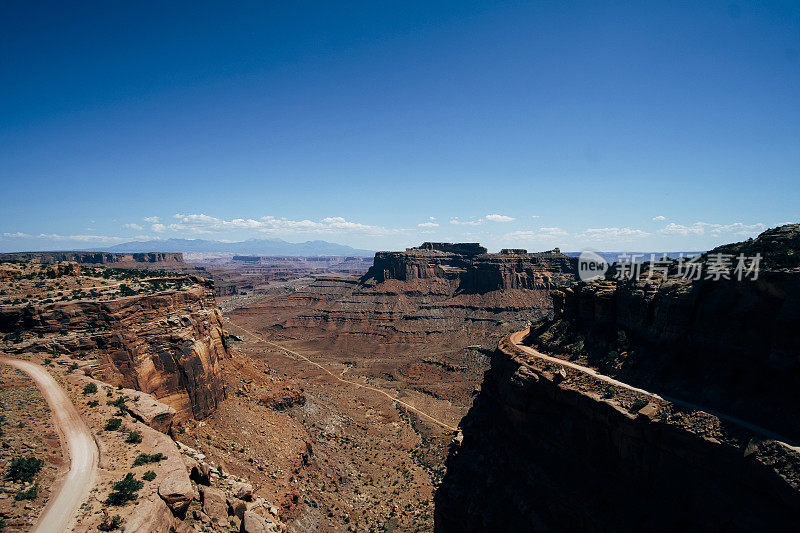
[435,336,800,532]
[0,277,228,421]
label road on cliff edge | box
[0,357,99,533]
[509,330,800,452]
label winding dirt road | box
[509,330,800,451]
[0,357,99,532]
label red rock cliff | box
[0,276,228,421]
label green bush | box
[125,431,142,444]
[7,456,44,483]
[15,482,38,501]
[83,382,98,395]
[119,284,136,297]
[133,452,164,466]
[142,470,157,481]
[68,362,78,372]
[106,473,143,506]
[104,418,122,431]
[87,400,99,408]
[98,514,124,531]
[629,398,649,413]
[108,396,128,415]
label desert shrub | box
[68,362,78,372]
[133,452,164,466]
[125,431,142,444]
[142,470,157,481]
[106,473,143,506]
[602,387,615,399]
[104,418,122,431]
[108,396,128,415]
[83,382,97,395]
[87,400,99,407]
[15,482,38,501]
[629,398,649,413]
[119,284,136,297]
[98,514,124,531]
[7,456,44,482]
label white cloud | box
[151,223,166,233]
[418,222,439,227]
[123,223,143,231]
[652,215,666,221]
[36,233,127,243]
[578,227,650,241]
[166,213,406,237]
[659,222,765,237]
[2,232,30,238]
[449,217,483,226]
[531,215,540,219]
[486,214,515,222]
[144,216,160,223]
[505,227,568,241]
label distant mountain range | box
[86,238,375,257]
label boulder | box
[158,470,195,516]
[200,485,229,522]
[232,481,254,501]
[241,510,279,533]
[190,461,212,486]
[123,492,175,532]
[126,391,177,434]
[229,498,248,520]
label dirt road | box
[0,357,99,532]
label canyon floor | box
[179,301,475,532]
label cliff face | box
[0,276,228,421]
[436,337,800,532]
[233,245,577,354]
[542,269,800,439]
[436,225,800,531]
[0,251,186,265]
[363,243,575,293]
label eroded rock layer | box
[0,277,228,420]
[435,338,800,532]
[231,245,578,356]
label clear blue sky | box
[1,1,798,252]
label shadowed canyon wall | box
[436,225,800,531]
[435,337,800,532]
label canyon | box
[436,224,800,531]
[2,227,799,532]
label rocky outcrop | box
[362,243,575,292]
[435,336,800,532]
[237,244,577,351]
[0,251,187,267]
[437,226,800,531]
[0,277,229,421]
[540,268,800,439]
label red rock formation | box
[435,336,800,532]
[0,277,228,421]
[0,251,187,266]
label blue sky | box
[1,1,797,253]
